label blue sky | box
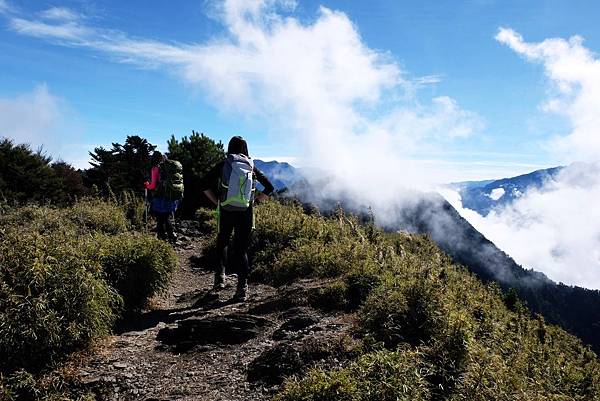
[1,0,599,181]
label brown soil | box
[74,233,355,401]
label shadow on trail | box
[114,289,233,334]
[189,253,217,272]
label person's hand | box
[203,189,219,207]
[144,181,150,189]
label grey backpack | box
[219,154,255,211]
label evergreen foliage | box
[84,135,156,196]
[0,139,87,205]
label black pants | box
[216,207,253,289]
[155,212,174,240]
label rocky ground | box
[73,223,357,401]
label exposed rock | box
[272,315,319,340]
[157,313,271,351]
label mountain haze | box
[260,159,600,352]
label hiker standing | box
[200,136,274,302]
[144,151,184,243]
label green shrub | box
[0,198,180,401]
[67,199,128,234]
[309,281,348,311]
[0,368,96,401]
[0,205,75,235]
[344,271,381,310]
[0,200,130,237]
[275,349,432,401]
[2,370,39,401]
[117,190,147,230]
[92,233,178,311]
[359,276,447,348]
[195,207,217,235]
[252,201,600,400]
[0,229,117,373]
[250,201,380,286]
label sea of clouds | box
[441,29,600,289]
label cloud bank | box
[442,29,600,289]
[4,0,482,195]
[0,85,86,166]
[0,85,64,146]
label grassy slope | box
[241,200,600,401]
[0,199,178,401]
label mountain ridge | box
[452,165,565,216]
[258,159,600,352]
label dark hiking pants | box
[155,212,174,241]
[216,207,253,290]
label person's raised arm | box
[253,166,274,202]
[144,166,159,190]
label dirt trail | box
[75,230,353,401]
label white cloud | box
[40,7,81,22]
[488,187,505,200]
[0,85,86,165]
[438,29,600,289]
[4,0,483,197]
[496,28,600,162]
[0,0,11,14]
[446,163,600,289]
[10,17,91,40]
[0,85,64,145]
[413,74,443,85]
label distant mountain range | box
[257,159,600,353]
[254,159,303,192]
[450,166,564,216]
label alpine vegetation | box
[0,199,178,399]
[244,201,600,401]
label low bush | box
[308,280,348,311]
[250,202,380,286]
[0,205,74,235]
[68,199,128,234]
[275,348,433,401]
[117,190,148,231]
[91,233,178,311]
[344,272,381,310]
[0,198,179,400]
[0,229,118,374]
[247,200,600,400]
[359,276,447,348]
[0,368,96,401]
[195,207,217,235]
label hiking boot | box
[213,273,226,290]
[232,285,248,303]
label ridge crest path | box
[73,230,352,401]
